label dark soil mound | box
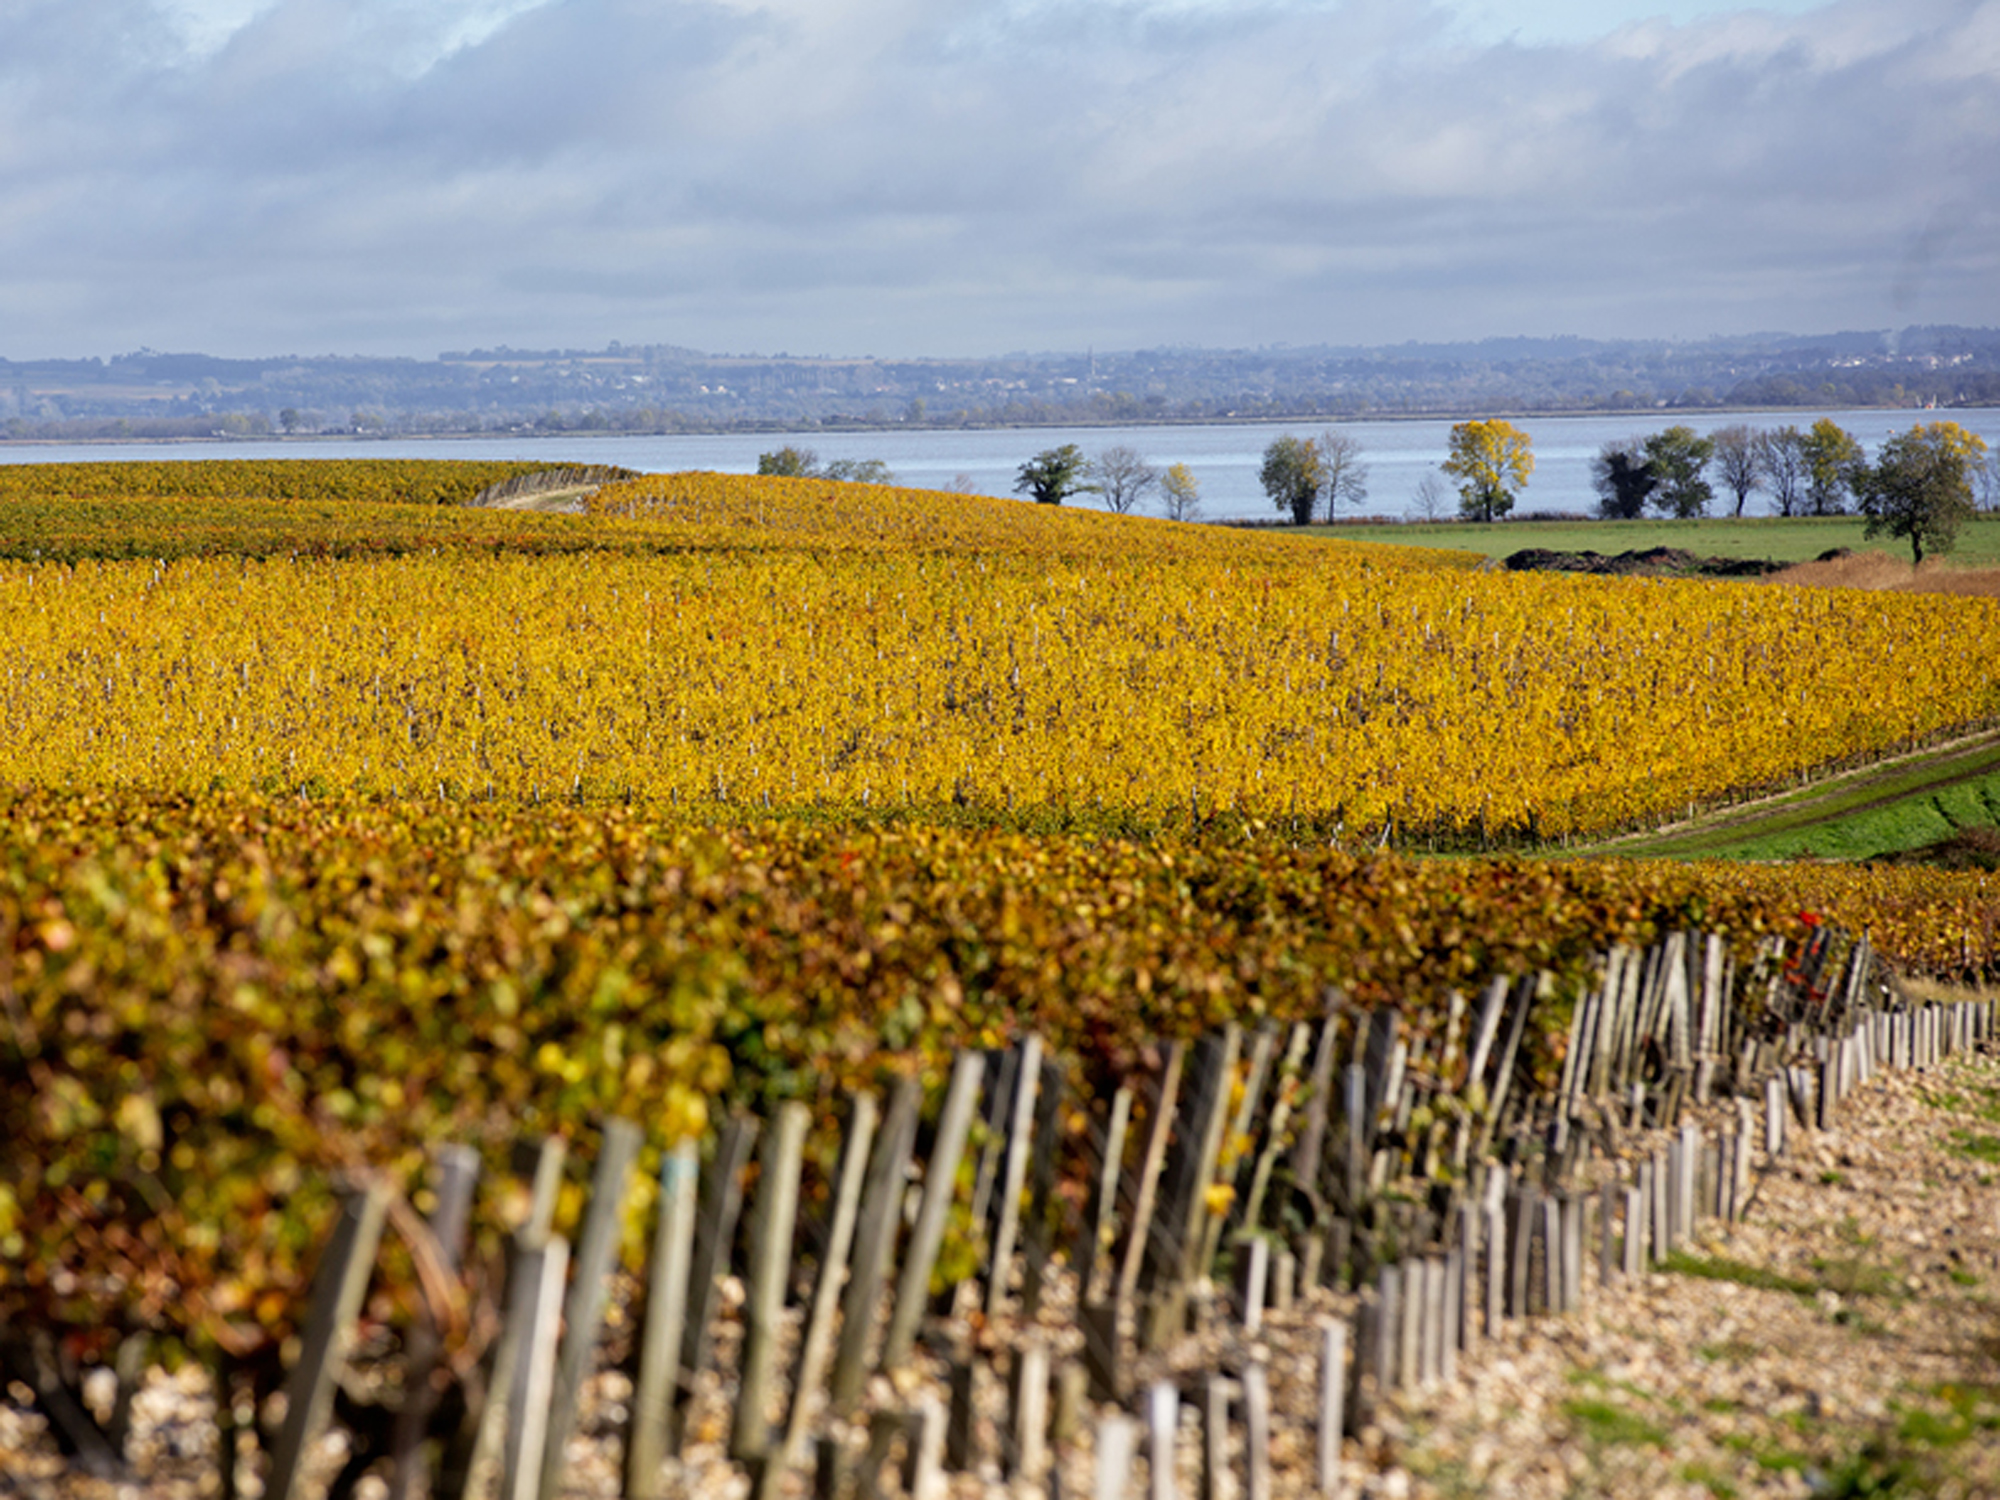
[1504,546,1785,579]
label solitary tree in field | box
[1443,419,1533,522]
[1260,434,1327,525]
[757,445,819,476]
[1092,445,1159,514]
[1592,440,1656,519]
[1317,430,1370,520]
[1160,462,1202,522]
[1015,444,1097,505]
[1642,426,1715,518]
[1710,425,1762,517]
[1858,420,1989,565]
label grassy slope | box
[1316,513,2000,566]
[1578,731,2000,861]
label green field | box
[1314,513,2000,566]
[1580,731,2000,862]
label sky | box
[0,0,1994,360]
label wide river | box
[5,407,1996,524]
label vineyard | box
[5,466,2000,840]
[4,459,2000,1494]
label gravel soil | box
[7,1045,1999,1500]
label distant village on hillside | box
[3,326,1998,443]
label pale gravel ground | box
[7,1045,1999,1500]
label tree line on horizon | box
[1009,415,1998,566]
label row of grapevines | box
[586,471,1483,569]
[0,458,600,507]
[0,495,705,564]
[2,549,1995,840]
[8,790,1995,1362]
[4,789,1898,1360]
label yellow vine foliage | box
[0,458,566,507]
[585,470,1478,567]
[1,527,1996,838]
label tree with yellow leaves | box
[1858,420,1990,565]
[1442,419,1534,522]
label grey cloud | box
[0,0,1993,357]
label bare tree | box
[1977,449,2000,513]
[1756,426,1809,517]
[1410,473,1451,522]
[1160,462,1202,522]
[1710,425,1762,517]
[1092,445,1160,514]
[1317,430,1370,520]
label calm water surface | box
[6,408,1995,523]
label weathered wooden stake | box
[1239,1024,1313,1235]
[1117,1044,1186,1312]
[628,1139,699,1500]
[541,1118,642,1500]
[1397,1258,1421,1393]
[1622,1184,1644,1279]
[1053,1361,1089,1448]
[1078,1086,1134,1307]
[906,1397,947,1500]
[1082,1299,1124,1402]
[1023,1061,1068,1317]
[884,1052,985,1371]
[946,1361,977,1473]
[1419,1256,1445,1387]
[682,1114,759,1411]
[1241,1237,1270,1337]
[266,1180,393,1500]
[1650,1148,1671,1263]
[1148,1382,1180,1500]
[771,1092,878,1487]
[1372,1264,1399,1391]
[988,1036,1045,1319]
[1540,1197,1562,1315]
[857,1411,906,1500]
[731,1104,811,1466]
[832,1078,919,1413]
[1096,1414,1138,1500]
[1483,1191,1506,1339]
[1241,1364,1271,1500]
[1455,1201,1481,1353]
[388,1145,481,1500]
[1441,1247,1460,1385]
[1561,1194,1583,1313]
[499,1237,569,1500]
[1598,1182,1617,1284]
[1010,1340,1051,1484]
[1151,1027,1241,1307]
[1200,1375,1234,1500]
[1318,1321,1347,1499]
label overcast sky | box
[1,0,1993,360]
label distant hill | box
[4,326,1997,441]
